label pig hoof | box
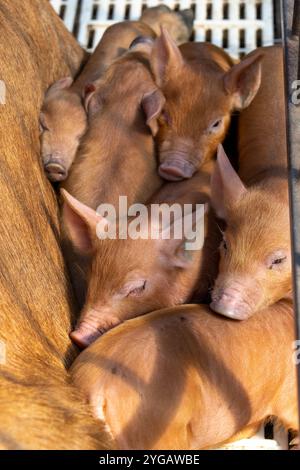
[158,161,195,181]
[44,162,68,182]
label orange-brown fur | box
[149,35,262,181]
[0,0,112,449]
[40,21,156,181]
[211,46,291,319]
[72,300,298,450]
[140,5,193,44]
[62,49,162,208]
[60,47,163,310]
[63,160,219,348]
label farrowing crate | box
[50,0,275,58]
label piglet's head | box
[140,5,193,45]
[62,189,204,348]
[40,77,89,182]
[149,29,263,181]
[210,146,291,320]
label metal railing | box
[50,0,274,57]
[282,0,300,436]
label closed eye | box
[127,280,147,297]
[266,250,288,270]
[208,118,223,134]
[269,256,287,269]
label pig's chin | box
[210,297,254,321]
[158,159,196,181]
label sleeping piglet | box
[210,46,291,320]
[40,21,156,182]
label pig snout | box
[45,162,68,182]
[70,309,121,349]
[158,159,196,181]
[210,281,259,320]
[43,155,68,182]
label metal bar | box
[281,0,300,436]
[292,0,300,36]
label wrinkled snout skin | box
[70,308,122,348]
[41,91,87,182]
[157,130,229,181]
[211,275,264,320]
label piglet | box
[140,5,194,44]
[60,41,164,308]
[61,160,217,348]
[40,21,156,182]
[71,299,298,450]
[210,46,291,320]
[147,29,263,181]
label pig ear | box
[150,27,184,87]
[46,77,73,95]
[61,189,103,253]
[224,51,263,109]
[159,207,206,269]
[129,36,155,54]
[211,145,247,220]
[141,89,166,136]
[83,83,99,116]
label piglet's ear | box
[159,206,206,269]
[83,83,100,116]
[224,51,263,110]
[129,36,155,54]
[46,77,73,96]
[141,89,166,136]
[150,27,184,87]
[61,189,104,254]
[211,145,247,220]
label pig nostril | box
[159,166,185,181]
[210,298,251,321]
[45,162,68,182]
[159,161,195,181]
[70,329,98,349]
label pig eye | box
[267,251,288,270]
[208,118,223,134]
[269,256,287,270]
[124,280,147,298]
[127,281,146,297]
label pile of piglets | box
[40,6,297,450]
